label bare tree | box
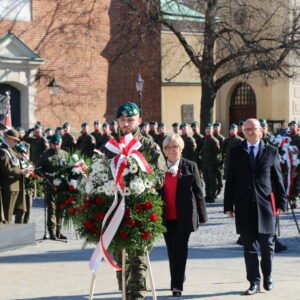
[121,0,300,131]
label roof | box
[161,0,205,23]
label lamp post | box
[135,73,144,116]
[47,78,61,95]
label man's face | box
[18,130,25,139]
[150,124,157,132]
[181,126,188,135]
[50,142,61,152]
[205,127,212,136]
[82,125,88,134]
[172,126,179,133]
[213,126,221,134]
[34,127,42,136]
[192,126,199,134]
[63,126,70,134]
[229,128,237,136]
[141,125,149,134]
[290,124,298,133]
[158,126,166,134]
[102,126,111,135]
[118,115,141,135]
[94,124,100,131]
[243,119,262,144]
[110,124,118,132]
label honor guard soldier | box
[96,122,113,151]
[191,121,204,172]
[45,128,53,141]
[55,127,63,135]
[213,122,225,196]
[76,122,96,157]
[106,102,166,300]
[201,123,221,203]
[109,120,119,139]
[149,121,158,139]
[180,123,197,161]
[61,122,76,153]
[0,129,31,223]
[24,124,48,164]
[172,122,180,134]
[287,120,300,149]
[91,121,102,146]
[140,122,154,141]
[237,120,245,139]
[155,122,167,151]
[36,133,68,240]
[222,123,243,179]
[259,119,271,144]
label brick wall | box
[0,0,161,130]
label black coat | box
[224,140,287,234]
[160,158,207,233]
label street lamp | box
[47,78,61,95]
[135,73,144,116]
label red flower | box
[291,203,297,209]
[95,197,104,204]
[59,204,65,210]
[95,211,106,221]
[119,232,128,239]
[149,213,158,222]
[143,201,153,210]
[84,220,93,229]
[68,185,75,191]
[141,232,151,240]
[134,220,142,227]
[124,208,131,218]
[65,196,75,205]
[126,219,135,227]
[68,207,76,214]
[84,200,93,207]
[135,204,143,212]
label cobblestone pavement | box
[0,196,299,300]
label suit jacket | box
[224,140,287,234]
[160,158,207,233]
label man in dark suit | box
[224,118,287,295]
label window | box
[231,83,256,106]
[0,0,31,21]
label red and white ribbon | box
[89,133,152,272]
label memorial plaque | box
[181,104,194,123]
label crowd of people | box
[0,107,298,299]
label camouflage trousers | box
[113,249,148,299]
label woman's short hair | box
[162,133,184,155]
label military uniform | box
[91,121,102,146]
[107,102,166,300]
[24,130,48,164]
[77,133,95,157]
[180,123,197,162]
[61,132,77,152]
[36,134,69,239]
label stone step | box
[0,223,36,252]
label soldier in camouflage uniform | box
[45,128,53,142]
[36,133,69,240]
[91,121,102,146]
[201,123,221,203]
[110,120,119,140]
[213,122,225,196]
[155,122,167,152]
[24,124,48,164]
[140,122,154,141]
[222,123,243,179]
[180,123,197,162]
[76,122,96,157]
[96,122,113,151]
[107,102,166,300]
[149,121,158,140]
[237,120,245,139]
[61,122,76,153]
[191,121,203,173]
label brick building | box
[0,0,161,129]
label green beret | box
[180,123,187,129]
[45,128,52,133]
[102,122,109,127]
[49,133,62,145]
[205,123,212,129]
[213,121,221,127]
[239,120,245,126]
[289,120,298,126]
[230,123,238,129]
[56,127,62,131]
[141,122,149,127]
[172,122,179,127]
[116,102,140,118]
[191,121,198,127]
[158,122,165,127]
[81,121,88,127]
[15,142,28,154]
[62,122,70,129]
[259,119,267,128]
[34,124,41,129]
[110,120,118,125]
[149,121,157,126]
[93,120,100,125]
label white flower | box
[72,167,81,175]
[60,159,67,166]
[129,164,138,174]
[124,187,131,196]
[69,179,78,189]
[101,173,109,182]
[97,186,104,194]
[104,183,113,196]
[53,178,62,186]
[144,179,152,188]
[135,178,143,185]
[130,181,138,191]
[122,168,129,176]
[136,182,145,194]
[85,181,94,194]
[72,154,79,161]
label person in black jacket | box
[161,133,207,297]
[224,118,287,295]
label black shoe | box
[172,288,182,297]
[236,236,243,246]
[275,241,287,253]
[57,233,67,240]
[205,197,215,203]
[244,283,260,295]
[49,233,57,240]
[263,278,273,291]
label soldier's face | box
[205,128,212,135]
[181,126,188,135]
[229,128,237,136]
[158,126,166,134]
[172,126,179,133]
[118,115,141,135]
[50,142,61,152]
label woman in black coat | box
[161,133,207,297]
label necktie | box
[249,145,255,167]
